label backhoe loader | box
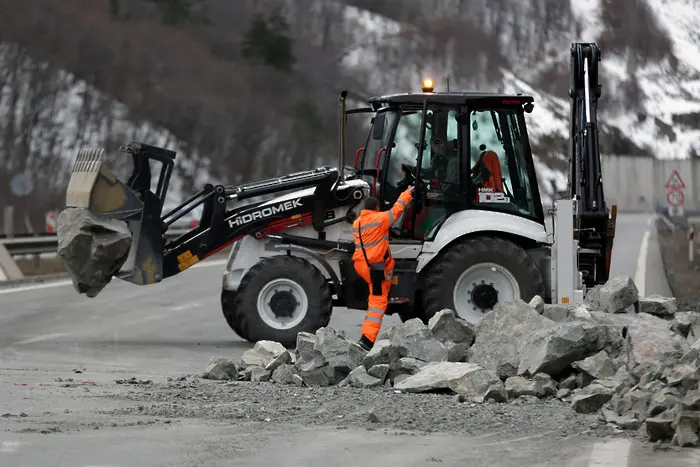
[57,42,616,347]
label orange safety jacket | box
[471,150,504,192]
[352,189,413,264]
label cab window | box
[389,109,425,190]
[383,105,463,239]
[469,109,539,221]
[361,109,397,195]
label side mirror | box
[372,114,386,140]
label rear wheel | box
[229,255,333,348]
[422,236,545,325]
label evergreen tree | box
[148,0,194,26]
[241,12,296,72]
[108,0,206,26]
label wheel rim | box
[256,278,309,330]
[453,262,520,324]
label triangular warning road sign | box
[665,169,686,189]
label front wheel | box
[422,236,545,325]
[230,255,333,348]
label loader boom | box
[160,165,360,278]
[567,42,617,287]
[62,141,365,291]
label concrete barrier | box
[0,243,24,281]
[602,155,699,212]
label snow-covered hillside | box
[340,0,700,202]
[0,43,213,206]
[4,0,699,209]
[573,0,700,159]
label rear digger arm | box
[60,141,363,295]
[567,43,617,287]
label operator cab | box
[354,79,544,241]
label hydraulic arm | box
[63,142,363,290]
[160,164,352,278]
[567,42,617,287]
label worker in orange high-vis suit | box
[353,185,414,350]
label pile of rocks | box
[204,275,700,447]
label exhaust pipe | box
[338,90,348,185]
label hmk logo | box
[228,199,303,227]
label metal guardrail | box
[0,229,190,256]
[0,233,59,239]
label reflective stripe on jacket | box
[352,188,413,264]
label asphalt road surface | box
[0,212,696,466]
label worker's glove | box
[397,176,411,191]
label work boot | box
[358,335,374,351]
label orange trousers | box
[354,258,393,343]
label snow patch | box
[0,43,210,206]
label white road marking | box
[471,430,559,447]
[171,302,202,311]
[0,258,229,295]
[13,333,69,345]
[0,279,73,295]
[0,440,21,452]
[587,439,631,467]
[634,229,650,297]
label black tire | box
[221,289,249,341]
[230,255,333,348]
[422,235,545,324]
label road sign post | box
[665,169,686,191]
[665,169,686,215]
[45,211,57,233]
[9,171,34,198]
[667,189,684,207]
[689,226,695,263]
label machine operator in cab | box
[353,185,414,350]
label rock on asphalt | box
[104,374,609,440]
[201,277,700,449]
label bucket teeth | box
[64,147,144,218]
[66,148,105,209]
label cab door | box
[378,104,469,241]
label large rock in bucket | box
[57,207,132,297]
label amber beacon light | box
[421,78,434,92]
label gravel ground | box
[91,376,639,440]
[656,219,700,311]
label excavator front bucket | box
[58,142,176,296]
[65,148,146,218]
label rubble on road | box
[203,357,239,381]
[638,295,677,317]
[205,275,700,448]
[598,276,639,314]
